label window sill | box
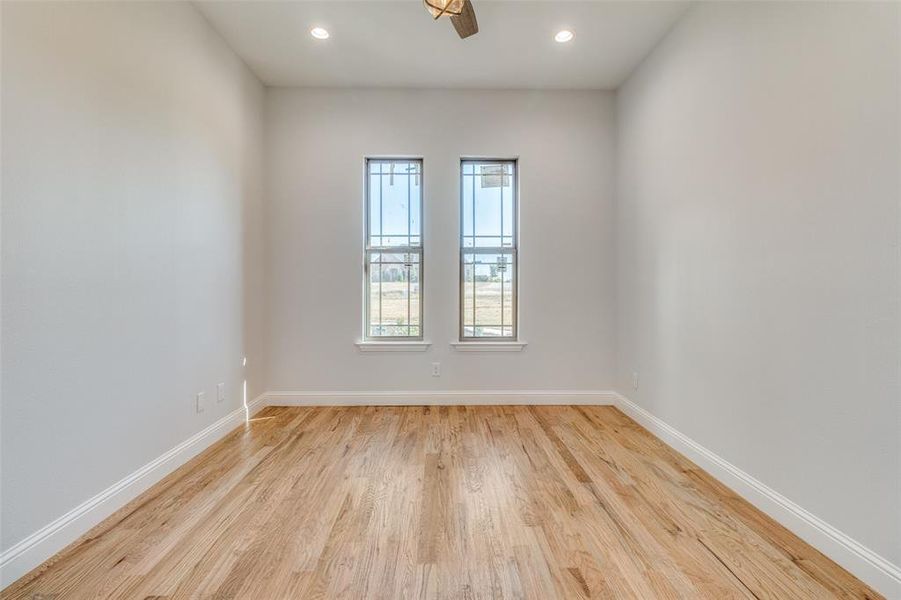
[355,341,431,352]
[450,341,527,352]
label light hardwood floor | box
[2,406,881,599]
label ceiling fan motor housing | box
[424,0,465,19]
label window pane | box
[410,286,420,327]
[381,170,408,246]
[410,172,421,246]
[369,173,381,243]
[369,261,383,331]
[462,175,474,245]
[502,176,514,247]
[502,261,513,326]
[462,162,513,249]
[462,260,474,326]
[367,250,420,337]
[461,251,514,338]
[475,280,500,328]
[474,172,501,239]
[474,259,495,326]
[368,160,421,249]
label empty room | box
[1,0,899,598]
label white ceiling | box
[195,1,690,89]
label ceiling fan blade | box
[450,0,478,38]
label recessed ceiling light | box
[311,27,330,40]
[555,30,574,43]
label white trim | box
[0,394,268,590]
[613,392,901,599]
[450,341,527,352]
[264,390,614,406]
[355,341,431,352]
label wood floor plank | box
[1,406,882,599]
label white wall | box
[0,0,264,555]
[264,89,616,393]
[616,0,900,572]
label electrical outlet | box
[431,362,440,377]
[196,392,206,414]
[632,372,639,391]
[217,382,225,403]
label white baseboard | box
[0,394,268,590]
[263,390,617,406]
[613,392,901,599]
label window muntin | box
[460,160,517,340]
[365,159,422,339]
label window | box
[365,158,423,339]
[460,159,517,340]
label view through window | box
[365,159,422,339]
[460,159,517,340]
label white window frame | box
[459,158,518,342]
[364,158,424,341]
